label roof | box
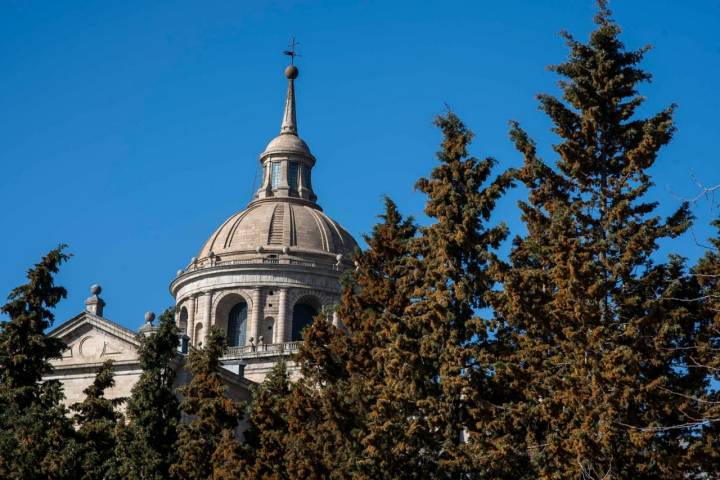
[197,200,358,261]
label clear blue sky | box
[2,0,719,331]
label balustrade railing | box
[223,341,302,359]
[181,256,341,274]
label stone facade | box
[47,304,253,409]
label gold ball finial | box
[285,65,299,79]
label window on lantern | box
[288,162,299,191]
[302,165,311,189]
[270,162,281,189]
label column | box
[203,291,213,345]
[276,288,289,343]
[187,296,196,346]
[248,288,263,345]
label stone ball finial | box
[176,269,184,277]
[282,246,290,255]
[335,254,343,262]
[90,284,102,296]
[190,256,197,264]
[256,245,264,254]
[144,311,155,324]
[285,65,299,79]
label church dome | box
[197,201,357,260]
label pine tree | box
[492,3,702,477]
[211,429,249,480]
[284,319,349,479]
[363,112,512,479]
[243,359,291,479]
[71,359,123,480]
[684,218,720,477]
[115,308,180,480]
[171,327,244,480]
[282,198,417,479]
[339,198,419,479]
[0,245,80,480]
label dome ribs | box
[288,204,297,246]
[268,204,285,245]
[223,207,256,250]
[308,209,330,252]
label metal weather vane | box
[283,36,301,65]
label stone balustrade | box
[223,340,302,359]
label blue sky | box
[1,0,719,331]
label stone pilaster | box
[187,295,197,346]
[277,288,288,343]
[202,290,214,345]
[248,288,263,345]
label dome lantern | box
[254,62,317,204]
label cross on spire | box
[283,37,301,65]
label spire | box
[280,65,298,135]
[280,36,300,135]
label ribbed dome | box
[198,201,357,260]
[263,133,311,157]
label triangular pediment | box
[49,311,140,367]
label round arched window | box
[227,302,248,347]
[292,303,318,341]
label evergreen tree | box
[171,327,244,480]
[345,112,513,480]
[284,319,350,479]
[115,308,180,480]
[282,198,417,479]
[492,3,702,477]
[243,359,291,479]
[0,245,80,480]
[71,359,123,480]
[211,429,248,480]
[338,198,419,479]
[684,218,720,478]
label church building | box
[45,61,358,405]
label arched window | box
[292,303,318,341]
[302,164,311,189]
[178,307,188,334]
[270,162,281,189]
[288,162,299,191]
[227,302,248,347]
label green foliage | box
[71,360,123,480]
[115,308,180,480]
[171,327,244,480]
[0,245,80,480]
[0,245,70,403]
[490,2,704,478]
[407,112,514,478]
[683,218,720,477]
[243,359,291,479]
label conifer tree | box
[171,327,244,480]
[115,308,180,480]
[282,198,418,479]
[684,218,720,477]
[284,319,350,479]
[211,429,248,480]
[492,3,703,477]
[243,359,291,479]
[71,359,123,480]
[0,245,80,480]
[358,112,512,480]
[338,198,419,479]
